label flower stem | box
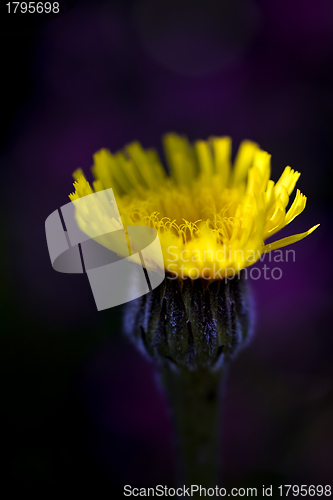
[160,364,225,493]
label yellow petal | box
[284,189,307,225]
[275,166,300,197]
[233,140,259,185]
[195,140,214,178]
[209,136,231,186]
[264,224,320,252]
[163,133,197,184]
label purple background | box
[1,0,333,495]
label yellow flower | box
[69,133,319,279]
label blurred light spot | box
[132,0,261,76]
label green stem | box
[160,364,225,494]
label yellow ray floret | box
[69,133,319,279]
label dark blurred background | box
[1,0,333,496]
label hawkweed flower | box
[69,134,318,279]
[69,134,318,489]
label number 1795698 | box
[6,2,60,14]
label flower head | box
[69,133,318,279]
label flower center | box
[118,174,244,243]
